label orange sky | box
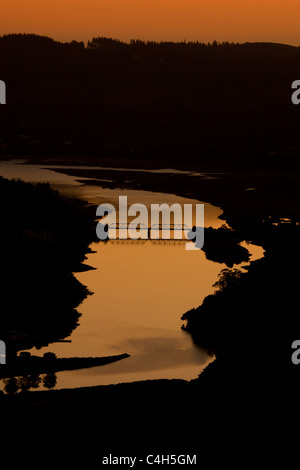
[1,0,300,45]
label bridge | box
[108,238,188,245]
[106,223,193,240]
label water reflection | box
[30,236,263,389]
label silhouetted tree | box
[43,373,57,390]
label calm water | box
[0,160,264,390]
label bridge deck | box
[108,223,191,231]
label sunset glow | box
[1,0,300,45]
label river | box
[0,160,264,390]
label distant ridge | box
[0,33,298,50]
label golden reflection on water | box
[33,236,263,389]
[36,240,221,383]
[30,188,264,389]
